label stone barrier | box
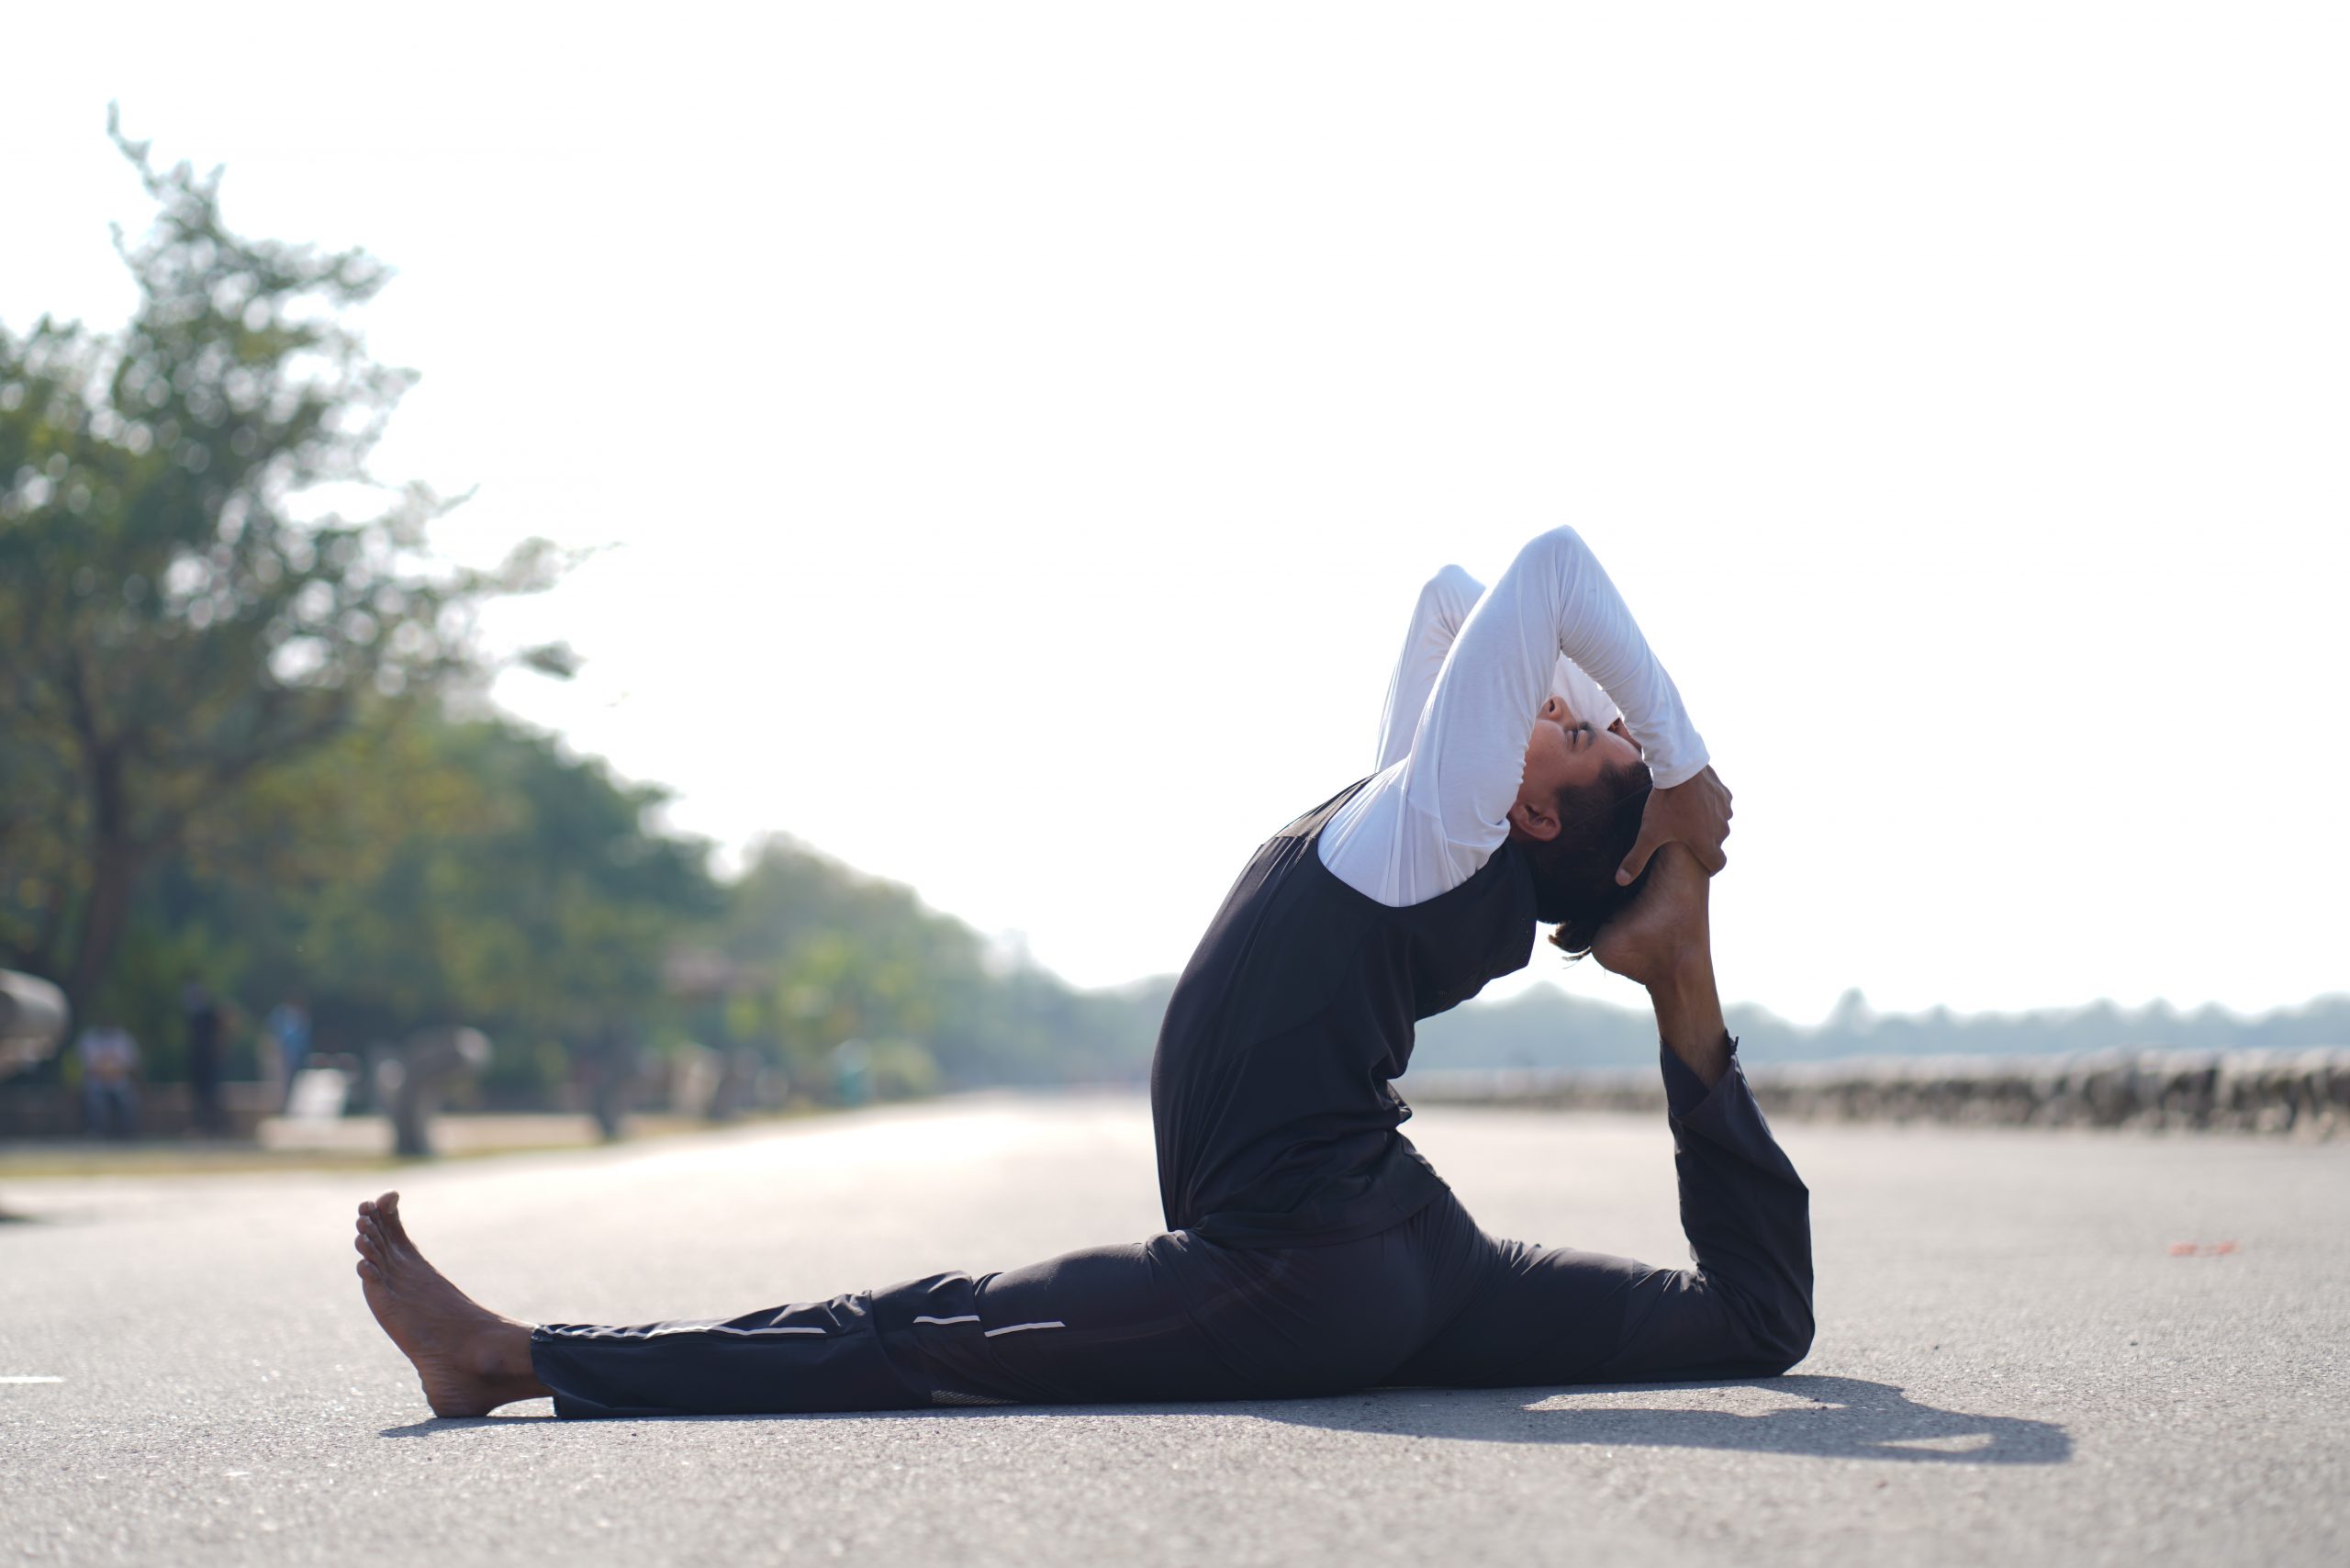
[1409,1047,2350,1138]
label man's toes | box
[357,1258,382,1282]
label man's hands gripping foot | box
[1592,843,1731,1086]
[353,1192,550,1417]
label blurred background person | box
[386,1026,491,1159]
[181,979,222,1137]
[263,995,312,1112]
[578,1019,643,1144]
[76,1016,140,1139]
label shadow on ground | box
[384,1375,2069,1465]
[1259,1375,2073,1464]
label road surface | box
[3,1092,2344,1566]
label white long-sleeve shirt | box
[1369,563,1627,776]
[1317,526,1708,908]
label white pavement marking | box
[1,1375,64,1383]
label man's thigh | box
[953,1225,1449,1404]
[946,1237,1259,1404]
[1385,1238,1660,1389]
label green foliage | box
[56,705,1163,1102]
[124,709,723,1086]
[0,110,555,1011]
[695,838,1163,1092]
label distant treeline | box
[6,705,1172,1103]
[1413,983,2350,1072]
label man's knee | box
[1681,1267,1813,1378]
[1749,1299,1816,1376]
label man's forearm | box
[1650,946,1730,1087]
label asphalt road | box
[3,1092,2344,1567]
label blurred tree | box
[0,110,555,1014]
[149,711,721,1095]
[708,839,1164,1095]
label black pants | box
[531,1047,1813,1418]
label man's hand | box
[1617,764,1732,885]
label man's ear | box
[1508,792,1562,843]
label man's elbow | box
[1418,563,1480,608]
[1514,524,1591,572]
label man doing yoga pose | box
[354,525,1813,1418]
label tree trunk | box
[62,745,140,1023]
[65,843,140,1023]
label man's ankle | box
[1648,947,1729,1086]
[1647,947,1718,1016]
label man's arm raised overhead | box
[1397,526,1718,884]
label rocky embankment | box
[1410,1047,2350,1137]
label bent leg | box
[1396,843,1817,1386]
[1391,1043,1813,1389]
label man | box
[182,980,223,1137]
[352,525,1812,1418]
[77,1018,140,1140]
[263,996,311,1113]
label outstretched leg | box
[354,1193,1475,1420]
[354,1193,552,1417]
[522,1220,1468,1419]
[1391,846,1814,1389]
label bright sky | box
[8,5,2345,1024]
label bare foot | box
[353,1192,549,1417]
[1591,844,1730,1085]
[1591,842,1710,989]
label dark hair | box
[1517,756,1652,957]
